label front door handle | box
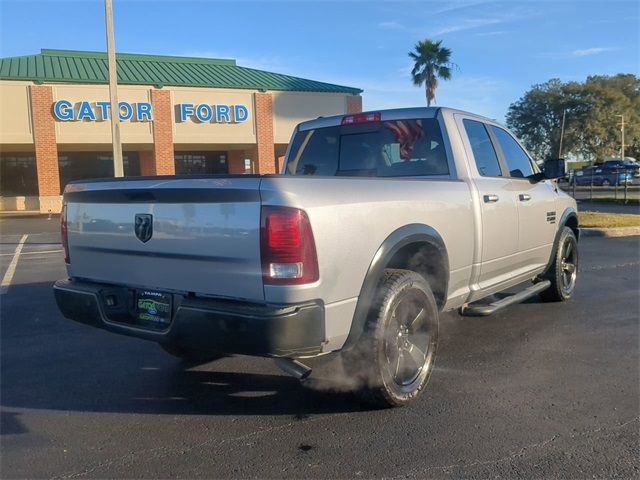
[483,194,499,203]
[519,193,532,201]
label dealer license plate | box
[136,290,172,330]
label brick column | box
[30,85,62,213]
[254,92,276,174]
[347,95,363,114]
[150,89,175,175]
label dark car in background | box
[602,159,640,177]
[571,163,635,186]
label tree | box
[409,39,453,107]
[506,74,640,161]
[577,75,640,161]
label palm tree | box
[409,39,453,106]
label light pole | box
[105,0,124,177]
[558,108,566,158]
[615,114,625,160]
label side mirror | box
[543,158,566,179]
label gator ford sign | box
[52,100,249,124]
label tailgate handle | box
[126,191,155,202]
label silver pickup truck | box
[54,107,579,407]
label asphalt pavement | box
[1,217,639,479]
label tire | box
[159,343,222,363]
[343,269,439,408]
[539,227,578,302]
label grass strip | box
[578,212,640,228]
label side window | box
[463,119,502,177]
[490,126,535,179]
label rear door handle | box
[519,193,532,201]
[483,194,499,203]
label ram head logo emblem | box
[134,214,153,243]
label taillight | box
[61,204,70,264]
[342,112,381,125]
[260,206,319,285]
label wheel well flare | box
[385,241,447,309]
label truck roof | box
[297,106,499,131]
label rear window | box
[285,118,449,177]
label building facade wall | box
[0,80,361,212]
[272,92,359,144]
[0,81,34,145]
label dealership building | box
[0,49,362,213]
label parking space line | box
[1,234,28,295]
[0,249,63,257]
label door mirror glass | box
[543,158,566,179]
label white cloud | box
[430,17,504,36]
[537,46,620,60]
[430,1,493,16]
[376,16,506,37]
[378,20,405,30]
[375,7,536,38]
[430,6,540,36]
[474,30,508,37]
[571,47,617,57]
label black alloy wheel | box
[343,269,439,407]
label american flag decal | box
[385,120,425,160]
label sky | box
[0,0,638,121]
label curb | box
[581,227,640,238]
[0,213,58,219]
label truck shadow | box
[0,282,371,418]
[1,277,578,419]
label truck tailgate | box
[64,176,264,302]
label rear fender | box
[342,224,448,351]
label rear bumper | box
[53,279,325,357]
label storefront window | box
[175,152,228,175]
[1,153,39,196]
[58,152,140,190]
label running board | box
[461,280,551,317]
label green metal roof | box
[0,49,362,94]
